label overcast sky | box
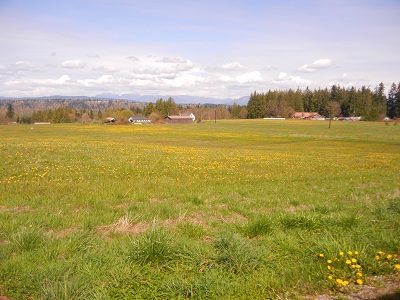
[1,0,399,99]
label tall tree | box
[395,82,400,118]
[387,82,397,119]
[6,103,15,119]
[373,82,387,117]
[247,91,265,118]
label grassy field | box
[0,120,399,299]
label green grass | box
[0,120,399,299]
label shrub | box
[129,225,177,265]
[213,233,262,274]
[242,216,273,238]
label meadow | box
[0,120,399,299]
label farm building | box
[105,117,116,123]
[180,112,196,121]
[292,112,324,120]
[164,115,194,124]
[128,116,151,123]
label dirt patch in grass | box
[286,204,312,213]
[50,228,79,238]
[309,274,400,300]
[0,205,32,213]
[97,216,150,236]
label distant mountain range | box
[0,94,249,106]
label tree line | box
[2,82,399,124]
[247,82,400,120]
[1,98,243,124]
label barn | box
[164,116,194,124]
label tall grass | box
[0,120,399,299]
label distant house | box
[164,115,194,124]
[105,117,116,123]
[292,112,324,120]
[128,116,151,123]
[180,112,196,121]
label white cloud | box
[15,61,36,70]
[221,61,246,70]
[4,75,72,87]
[298,58,332,73]
[48,75,72,84]
[273,72,311,86]
[78,75,114,86]
[207,61,247,72]
[157,56,187,63]
[162,73,205,87]
[92,65,119,73]
[236,71,263,84]
[127,56,139,61]
[132,56,194,77]
[61,60,86,69]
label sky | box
[0,0,399,100]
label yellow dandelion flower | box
[357,272,363,277]
[351,258,357,263]
[346,260,351,264]
[355,265,362,269]
[342,280,349,286]
[356,279,363,285]
[351,265,356,269]
[354,251,359,255]
[375,255,380,260]
[319,253,324,258]
[327,260,332,264]
[339,252,344,256]
[336,279,343,284]
[348,251,353,255]
[328,275,333,280]
[327,265,332,270]
[395,264,400,269]
[378,251,384,255]
[387,254,393,259]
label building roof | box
[165,116,193,120]
[129,116,150,120]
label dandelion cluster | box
[320,250,363,288]
[320,250,400,289]
[375,251,400,270]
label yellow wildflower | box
[351,258,357,263]
[346,260,351,264]
[319,253,324,258]
[357,272,363,277]
[375,255,380,260]
[342,280,349,286]
[354,251,359,255]
[348,251,353,255]
[355,264,362,269]
[336,279,343,284]
[327,265,332,270]
[327,259,332,264]
[378,251,385,255]
[339,252,344,256]
[356,279,363,285]
[387,254,393,259]
[328,275,333,280]
[395,264,400,269]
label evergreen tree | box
[387,82,397,119]
[395,82,400,118]
[6,103,15,119]
[144,102,155,116]
[373,82,387,117]
[247,91,266,118]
